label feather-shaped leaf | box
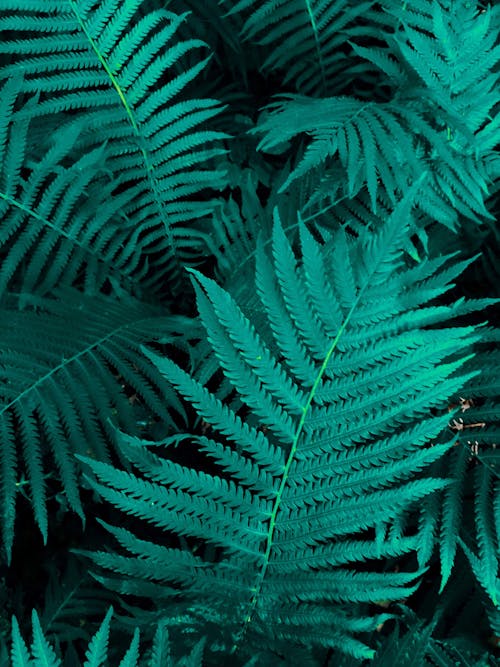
[0,1,228,292]
[76,186,495,662]
[0,287,185,561]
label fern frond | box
[10,617,32,667]
[366,605,493,666]
[82,606,113,667]
[253,93,495,228]
[0,287,185,562]
[76,184,495,662]
[9,608,206,667]
[0,1,229,292]
[39,559,114,646]
[439,444,468,592]
[9,606,210,667]
[437,327,500,606]
[394,1,500,136]
[1,0,497,664]
[0,80,156,300]
[220,0,377,95]
[29,611,61,667]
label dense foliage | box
[0,0,498,664]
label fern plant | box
[9,607,208,667]
[219,0,379,96]
[74,188,498,662]
[0,287,187,562]
[250,0,498,232]
[5,604,493,667]
[0,0,228,296]
[438,328,500,609]
[0,0,498,664]
[0,78,153,301]
[365,605,494,667]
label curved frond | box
[0,1,229,292]
[220,0,378,95]
[253,93,495,229]
[0,287,184,562]
[77,187,493,662]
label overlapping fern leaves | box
[0,0,228,565]
[0,0,498,664]
[0,77,152,301]
[0,0,228,295]
[251,0,498,231]
[437,328,500,608]
[74,187,497,662]
[0,287,186,562]
[8,607,208,667]
[5,604,492,666]
[220,0,378,96]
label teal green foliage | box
[220,0,378,96]
[365,606,494,666]
[9,607,208,667]
[0,0,498,665]
[252,0,498,229]
[76,197,494,661]
[0,286,188,562]
[0,0,228,297]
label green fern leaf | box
[439,444,468,592]
[10,617,32,667]
[253,91,495,228]
[0,1,229,292]
[30,611,61,667]
[149,621,171,667]
[83,607,113,667]
[8,608,201,667]
[0,287,185,562]
[76,183,496,662]
[117,629,140,667]
[437,326,500,603]
[0,79,155,300]
[221,0,376,95]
